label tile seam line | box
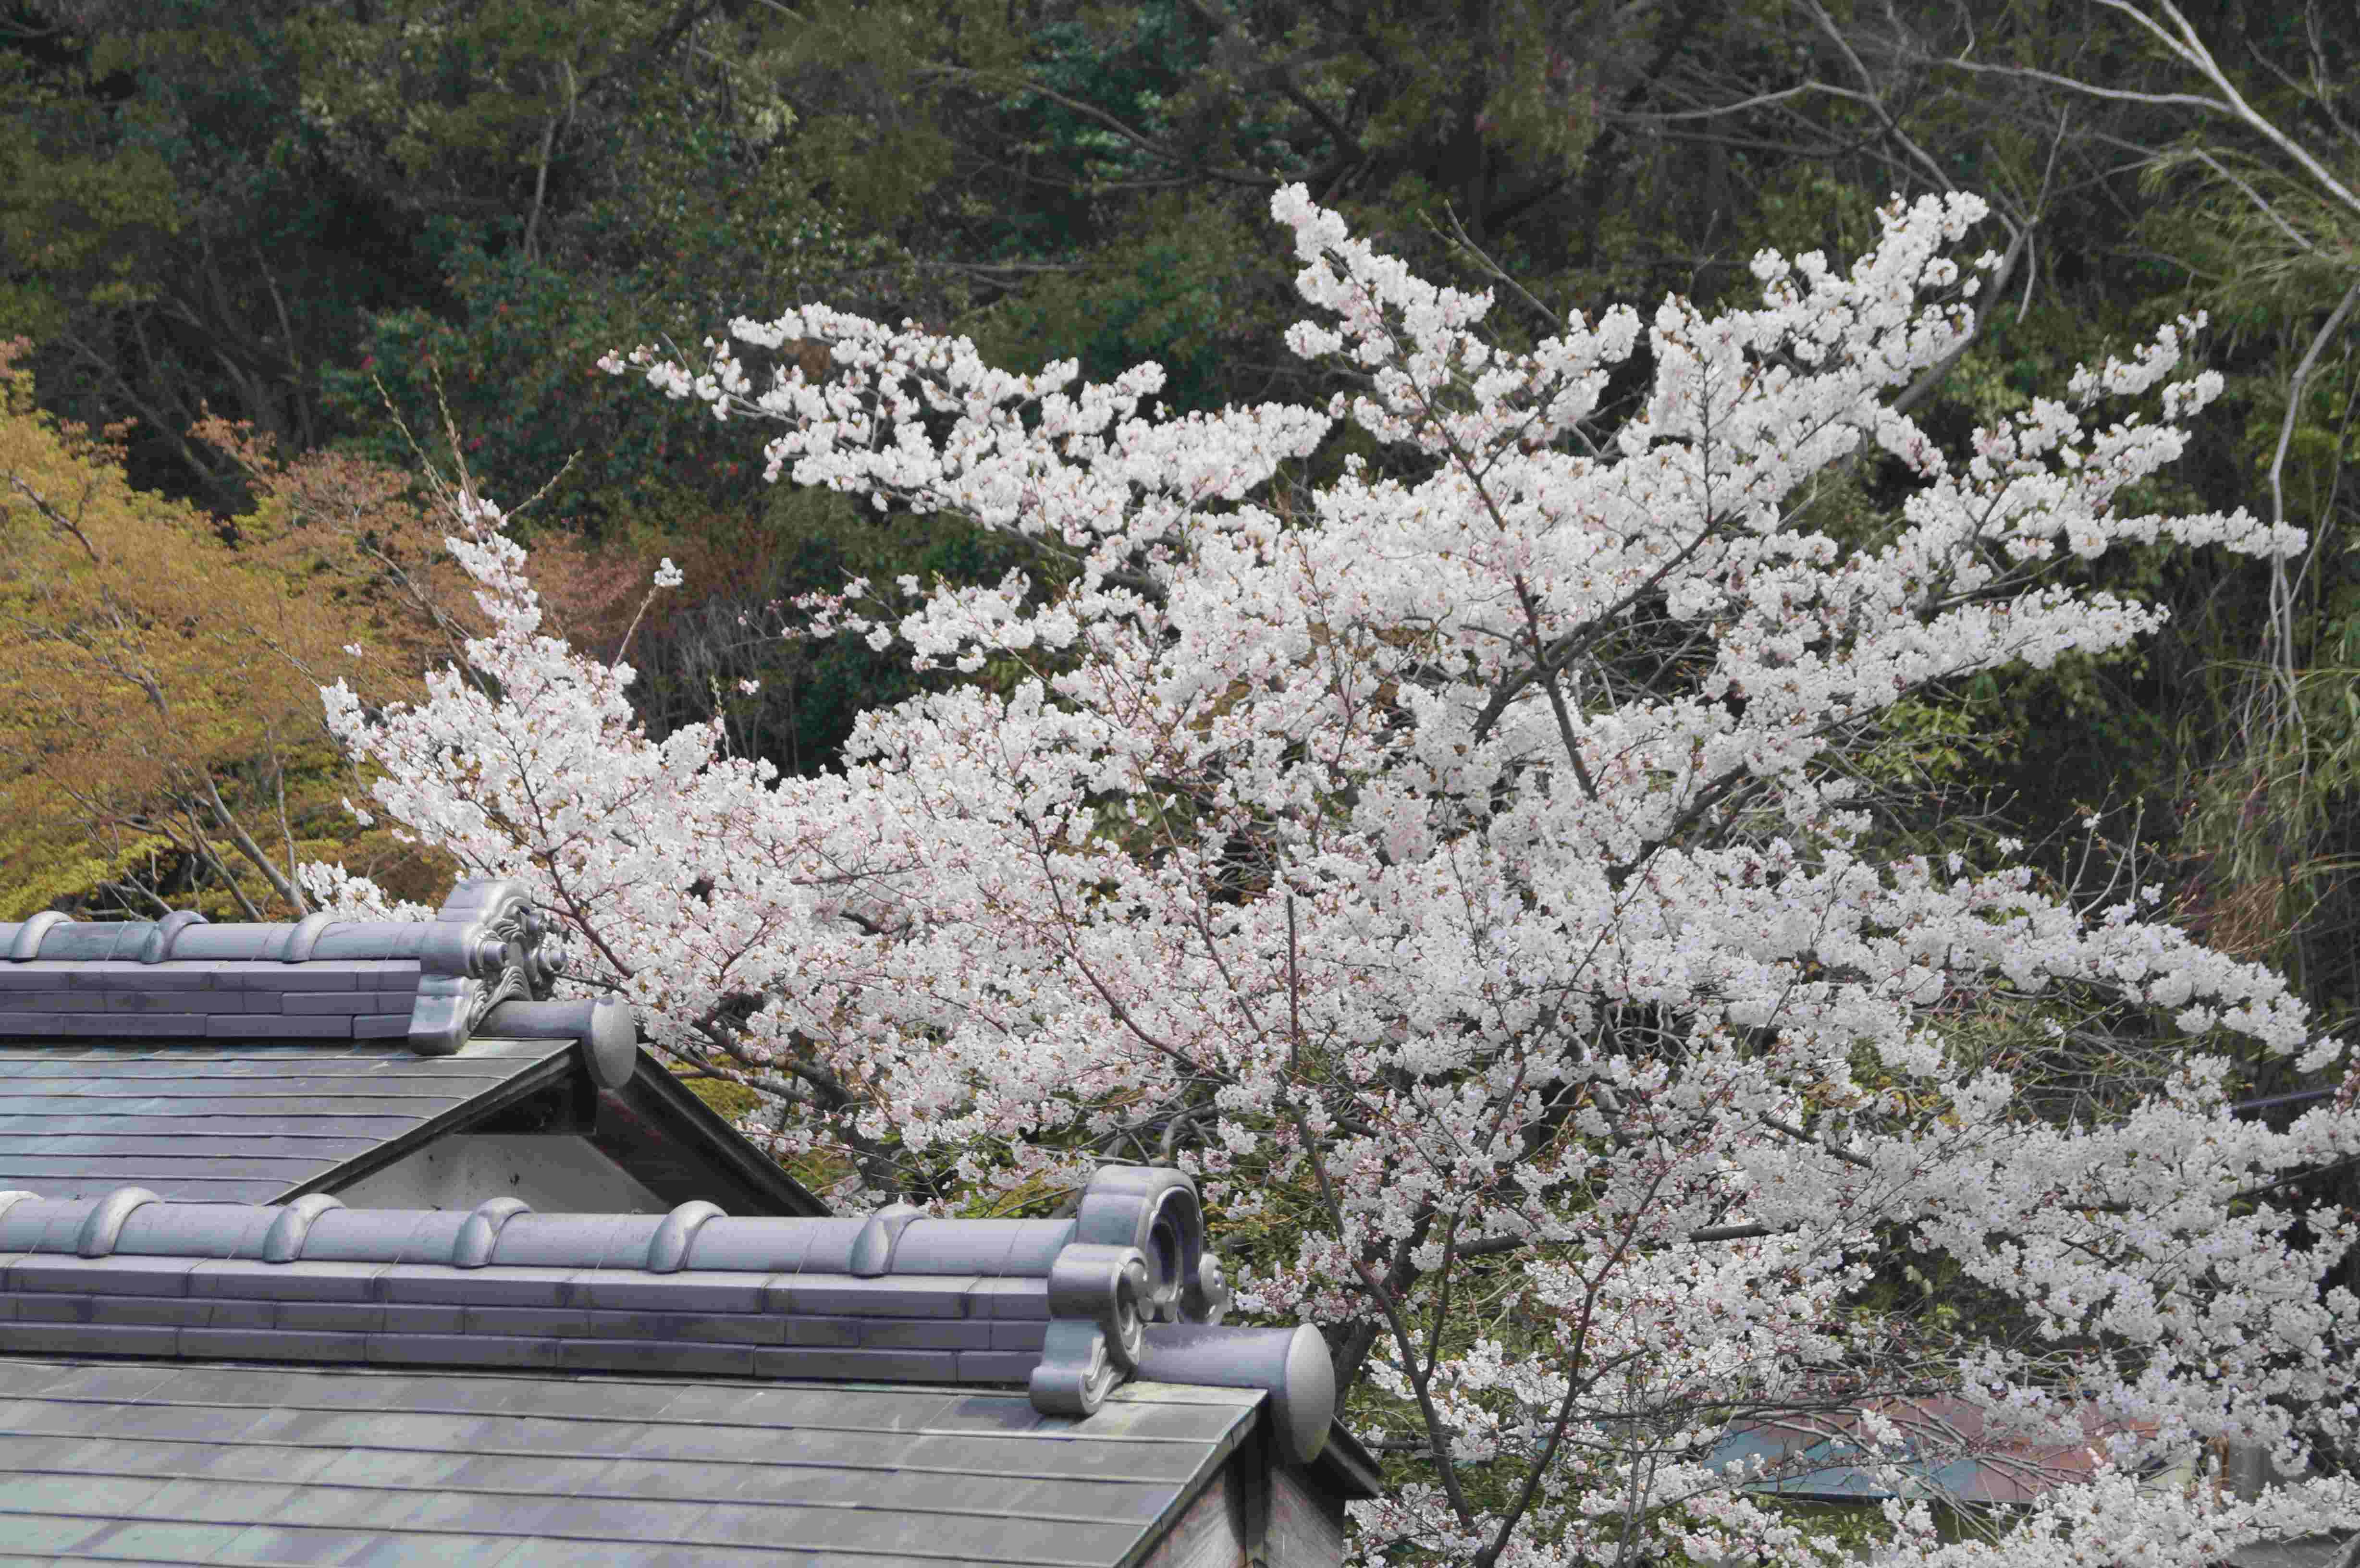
[0,1112,438,1121]
[0,1555,226,1568]
[0,1173,341,1179]
[0,1406,1222,1450]
[0,1148,392,1157]
[0,1155,392,1164]
[0,1176,339,1185]
[0,1093,506,1102]
[0,1171,364,1180]
[0,1077,513,1086]
[0,1183,324,1193]
[0,1503,1116,1566]
[0,1388,1227,1435]
[0,1556,1006,1568]
[0,1547,1067,1568]
[0,1084,500,1093]
[0,1557,1019,1568]
[0,1058,495,1066]
[0,1556,221,1568]
[0,1067,507,1075]
[0,1070,450,1077]
[0,1051,546,1061]
[0,1130,394,1138]
[16,1362,1240,1392]
[0,1135,400,1143]
[6,1364,1256,1414]
[0,1444,1200,1490]
[0,1055,515,1064]
[0,1446,1197,1489]
[0,1464,1177,1522]
[0,1133,420,1148]
[0,1094,462,1101]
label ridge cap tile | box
[578,1272,768,1314]
[375,1264,590,1309]
[578,1309,787,1348]
[368,1330,565,1371]
[966,1277,1052,1320]
[554,1337,757,1378]
[6,1255,203,1296]
[770,1274,982,1320]
[186,1260,392,1303]
[461,1304,597,1339]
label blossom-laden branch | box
[314,185,2360,1566]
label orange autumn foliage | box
[0,333,722,922]
[0,338,487,919]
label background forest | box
[5,0,2360,1545]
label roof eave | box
[1313,1417,1385,1500]
[273,1040,581,1202]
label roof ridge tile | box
[0,1166,1343,1457]
[0,879,589,1064]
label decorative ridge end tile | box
[0,877,574,1060]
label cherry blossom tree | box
[308,184,2360,1566]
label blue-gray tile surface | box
[0,1041,572,1202]
[0,1358,1258,1566]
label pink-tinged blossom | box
[320,187,2360,1567]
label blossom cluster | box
[328,186,2360,1566]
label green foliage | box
[680,1073,761,1124]
[1017,2,1212,191]
[318,218,726,540]
[0,52,182,339]
[616,482,1054,780]
[0,829,179,923]
[1849,692,2018,795]
[969,192,1262,415]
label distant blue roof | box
[1706,1395,2177,1506]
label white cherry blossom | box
[316,186,2360,1567]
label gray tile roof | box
[0,1357,1264,1566]
[0,879,830,1216]
[0,1040,573,1203]
[0,1166,1342,1448]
